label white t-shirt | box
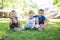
[26,17,35,27]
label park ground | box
[0,18,60,40]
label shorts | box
[39,21,44,25]
[21,24,32,30]
[10,23,18,29]
[34,24,42,30]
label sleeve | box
[33,15,38,18]
[10,17,13,21]
[15,17,19,21]
[42,16,46,20]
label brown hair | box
[38,9,44,11]
[9,10,16,17]
[11,10,16,12]
[29,10,33,14]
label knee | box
[17,21,20,24]
[9,21,12,24]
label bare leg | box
[41,19,49,29]
[17,21,20,28]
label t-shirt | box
[26,17,35,27]
[11,23,18,28]
[33,15,46,22]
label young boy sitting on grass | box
[9,10,20,31]
[34,9,48,29]
[21,10,35,30]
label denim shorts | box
[10,23,18,29]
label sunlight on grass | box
[0,31,7,39]
[0,19,60,40]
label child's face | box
[29,12,34,18]
[11,12,17,17]
[29,14,33,18]
[38,11,44,16]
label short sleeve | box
[33,15,39,18]
[42,16,46,20]
[10,17,13,21]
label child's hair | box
[29,10,33,14]
[9,10,16,17]
[11,10,16,14]
[11,10,16,12]
[38,9,44,12]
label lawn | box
[0,20,60,40]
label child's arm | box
[43,18,49,29]
[12,18,17,23]
[13,17,20,28]
[32,18,36,28]
[40,16,49,29]
[17,17,20,28]
[44,19,49,25]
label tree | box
[0,0,3,9]
[0,0,38,14]
[53,0,60,7]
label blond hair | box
[9,10,16,17]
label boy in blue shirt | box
[34,9,48,29]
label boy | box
[9,10,20,30]
[33,9,48,29]
[21,10,35,30]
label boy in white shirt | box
[21,10,35,30]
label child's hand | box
[40,24,46,30]
[13,18,17,23]
[32,26,34,28]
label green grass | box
[0,21,60,40]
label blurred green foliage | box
[0,0,38,14]
[53,0,60,7]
